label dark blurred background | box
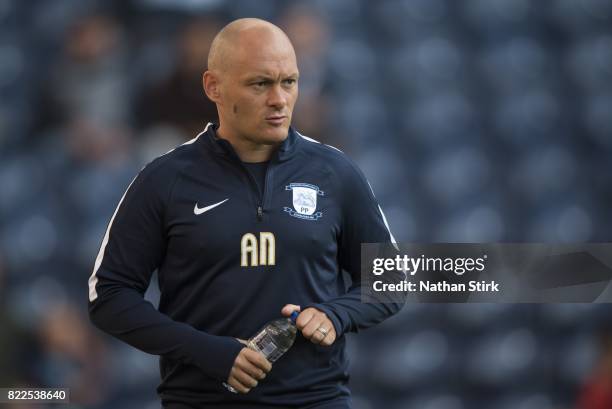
[1,0,612,408]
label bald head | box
[202,18,300,157]
[207,18,296,73]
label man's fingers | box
[235,353,267,380]
[295,308,337,345]
[311,324,331,345]
[228,379,249,394]
[243,348,272,373]
[227,374,252,394]
[281,304,301,317]
[309,327,326,345]
[231,366,259,389]
[301,315,325,338]
[227,347,271,394]
[228,358,256,394]
[320,331,336,346]
[295,308,316,331]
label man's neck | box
[216,125,276,163]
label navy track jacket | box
[88,123,402,408]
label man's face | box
[216,35,299,145]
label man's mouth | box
[265,115,286,126]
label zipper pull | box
[257,206,263,221]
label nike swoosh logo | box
[194,198,229,215]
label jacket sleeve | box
[87,161,243,382]
[305,157,405,338]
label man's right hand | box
[226,343,272,394]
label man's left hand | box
[281,304,337,346]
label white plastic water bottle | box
[223,311,299,393]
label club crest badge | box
[284,183,324,220]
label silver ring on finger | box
[316,326,329,337]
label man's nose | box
[266,84,287,109]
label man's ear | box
[203,71,221,104]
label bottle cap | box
[290,311,299,323]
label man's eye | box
[283,79,296,85]
[253,81,267,88]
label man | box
[88,18,402,408]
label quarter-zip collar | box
[199,122,301,162]
[199,122,290,221]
